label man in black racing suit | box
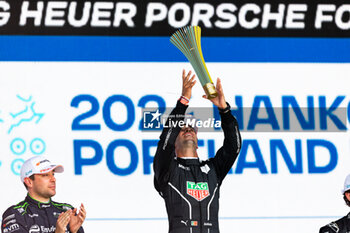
[319,174,350,233]
[1,156,86,233]
[154,70,242,233]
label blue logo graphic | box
[0,110,3,123]
[10,138,46,156]
[30,138,46,155]
[143,110,161,129]
[0,95,46,175]
[11,159,24,176]
[10,138,26,155]
[8,95,44,134]
[8,138,46,175]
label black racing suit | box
[1,194,84,233]
[319,213,350,233]
[153,100,242,233]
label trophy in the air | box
[170,26,217,99]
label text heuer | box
[187,181,210,201]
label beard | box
[34,186,56,199]
[183,139,197,149]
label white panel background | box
[0,62,349,233]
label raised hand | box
[202,78,227,109]
[69,203,86,233]
[181,69,196,100]
[55,209,71,233]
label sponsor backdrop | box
[0,0,350,233]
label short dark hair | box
[23,174,35,190]
[343,191,350,207]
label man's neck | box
[176,147,198,158]
[28,192,50,203]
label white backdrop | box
[0,62,349,233]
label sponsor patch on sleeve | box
[327,222,339,233]
[3,219,17,227]
[3,214,15,222]
[3,223,20,233]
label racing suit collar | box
[177,157,200,166]
[26,194,52,209]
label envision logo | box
[29,225,40,233]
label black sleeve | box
[211,104,242,184]
[153,100,188,192]
[1,208,28,233]
[319,225,337,233]
[319,220,343,233]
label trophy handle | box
[203,83,218,99]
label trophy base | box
[203,83,218,99]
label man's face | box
[30,170,57,199]
[346,192,350,202]
[175,126,198,149]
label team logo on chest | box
[186,181,210,201]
